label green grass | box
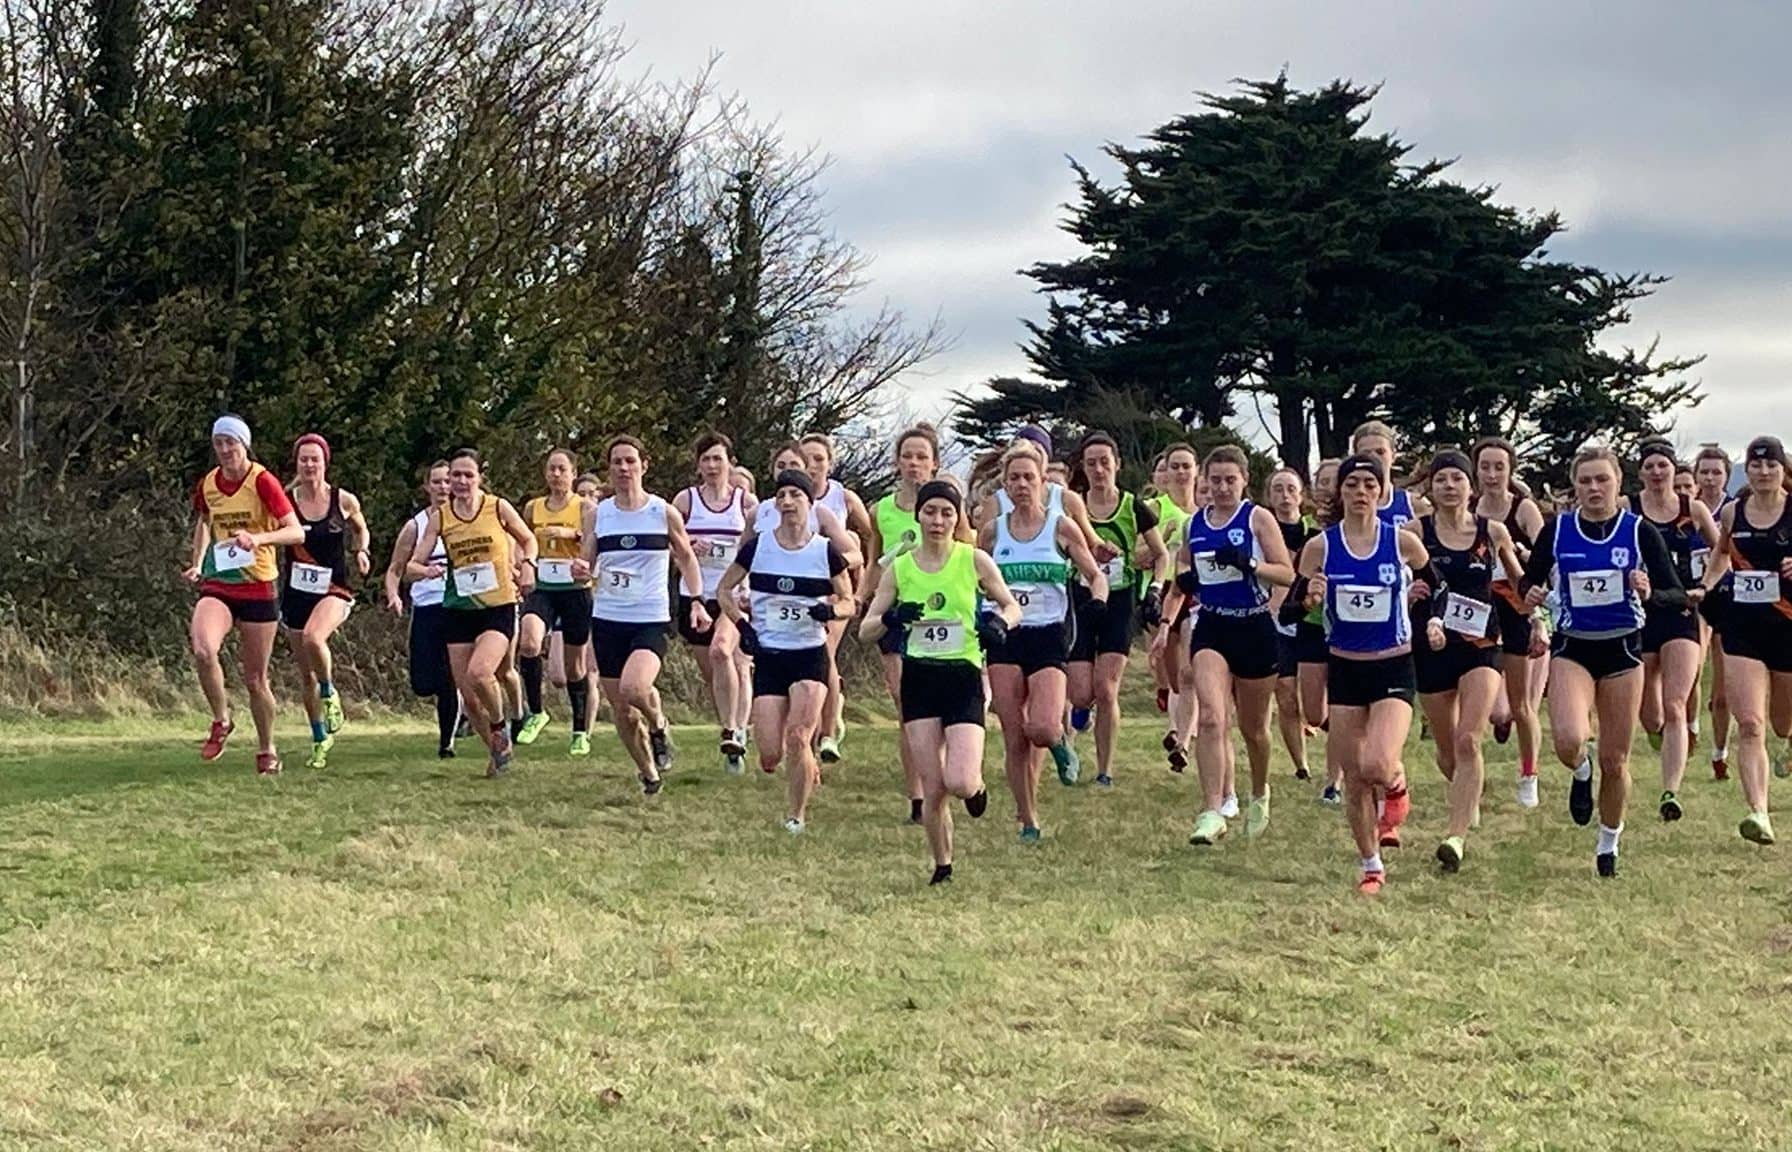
[1,712,1789,1151]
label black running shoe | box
[909,797,923,824]
[965,790,988,819]
[1659,790,1683,822]
[642,774,663,796]
[1569,772,1594,827]
[1596,851,1617,878]
[929,864,953,886]
[650,726,673,772]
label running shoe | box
[1378,827,1402,849]
[1293,765,1311,782]
[1070,706,1092,733]
[1739,811,1775,845]
[929,864,953,886]
[1095,772,1114,789]
[1358,869,1385,895]
[720,728,746,757]
[642,774,663,796]
[1517,775,1540,809]
[1050,740,1080,786]
[1436,836,1465,873]
[1596,852,1617,878]
[486,731,514,778]
[255,751,282,776]
[1019,825,1042,844]
[1493,718,1512,745]
[1646,729,1663,753]
[1164,731,1187,773]
[1380,786,1410,831]
[724,752,744,776]
[200,718,235,762]
[965,790,988,818]
[817,735,842,764]
[1659,790,1683,822]
[437,746,455,760]
[1155,688,1169,714]
[649,726,674,771]
[1219,794,1240,819]
[1189,810,1228,845]
[1319,785,1343,807]
[1713,751,1730,781]
[1245,795,1270,840]
[305,734,334,770]
[784,817,805,835]
[515,712,547,745]
[569,732,591,758]
[322,693,346,735]
[1569,744,1595,826]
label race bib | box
[538,558,575,585]
[1100,553,1127,586]
[697,538,737,568]
[211,541,254,573]
[1735,570,1782,604]
[909,619,964,658]
[1336,584,1391,624]
[1194,552,1243,585]
[1689,549,1710,581]
[288,562,332,593]
[453,562,498,598]
[1442,594,1493,638]
[1569,569,1623,608]
[1010,582,1066,624]
[760,596,813,639]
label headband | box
[1336,454,1385,488]
[1746,436,1788,467]
[294,432,330,465]
[1429,449,1473,480]
[916,479,963,513]
[211,415,251,449]
[1638,441,1677,466]
[773,468,815,500]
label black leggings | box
[435,689,460,752]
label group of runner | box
[185,413,1792,890]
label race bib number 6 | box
[211,541,253,573]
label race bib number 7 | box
[454,562,498,597]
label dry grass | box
[1,713,1788,1150]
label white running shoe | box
[1517,775,1540,809]
[1219,793,1240,819]
[783,817,805,835]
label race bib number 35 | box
[1735,570,1782,604]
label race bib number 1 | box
[538,558,574,585]
[1735,570,1782,604]
[212,541,254,573]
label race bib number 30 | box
[1442,594,1493,638]
[289,562,332,593]
[454,562,498,597]
[1735,570,1782,604]
[1336,584,1392,624]
[1570,569,1623,608]
[211,541,254,573]
[909,619,964,657]
[1195,552,1243,584]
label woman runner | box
[797,434,874,764]
[1407,450,1527,871]
[1169,446,1295,845]
[1473,437,1549,809]
[1299,458,1345,805]
[980,443,1108,841]
[1697,435,1792,844]
[675,433,757,772]
[407,448,538,777]
[185,415,306,774]
[1295,454,1434,893]
[1145,444,1199,754]
[383,460,461,758]
[1067,432,1169,788]
[862,479,1022,883]
[1693,445,1735,778]
[1266,467,1317,783]
[516,449,596,755]
[282,434,369,769]
[1520,446,1685,877]
[583,435,710,793]
[1629,440,1721,820]
[716,469,854,831]
[1352,420,1431,526]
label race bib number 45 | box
[1335,584,1391,624]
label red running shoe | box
[255,751,282,776]
[1155,688,1170,713]
[1377,785,1410,847]
[200,718,235,762]
[1713,753,1729,782]
[1358,870,1385,895]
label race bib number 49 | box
[909,619,964,657]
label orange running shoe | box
[255,751,282,776]
[1358,870,1385,895]
[200,718,234,762]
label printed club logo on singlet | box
[777,577,795,593]
[621,534,637,549]
[1228,529,1246,547]
[928,591,947,611]
[1611,547,1630,568]
[1379,564,1398,586]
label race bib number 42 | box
[1570,569,1623,608]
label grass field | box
[2,712,1789,1151]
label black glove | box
[975,610,1009,651]
[1212,544,1256,574]
[1083,595,1109,623]
[882,600,924,633]
[1176,569,1199,597]
[736,621,760,657]
[808,602,838,623]
[1278,576,1311,627]
[1141,584,1164,628]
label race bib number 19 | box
[1442,595,1493,638]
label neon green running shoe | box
[1245,795,1270,840]
[569,732,590,758]
[1189,810,1228,846]
[305,734,334,770]
[516,712,549,746]
[1436,835,1465,873]
[1739,811,1775,845]
[322,693,345,735]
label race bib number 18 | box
[289,562,331,593]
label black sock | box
[910,797,924,823]
[510,717,524,739]
[929,864,953,885]
[567,678,590,734]
[435,690,459,751]
[520,655,544,715]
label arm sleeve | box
[826,542,848,576]
[1637,520,1688,609]
[1135,497,1159,533]
[732,537,759,569]
[1520,515,1559,592]
[256,470,294,519]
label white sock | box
[1596,823,1623,855]
[1361,854,1384,874]
[1573,758,1593,782]
[1713,746,1726,762]
[1687,718,1700,736]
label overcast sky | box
[608,0,1790,457]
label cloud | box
[608,0,1792,450]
